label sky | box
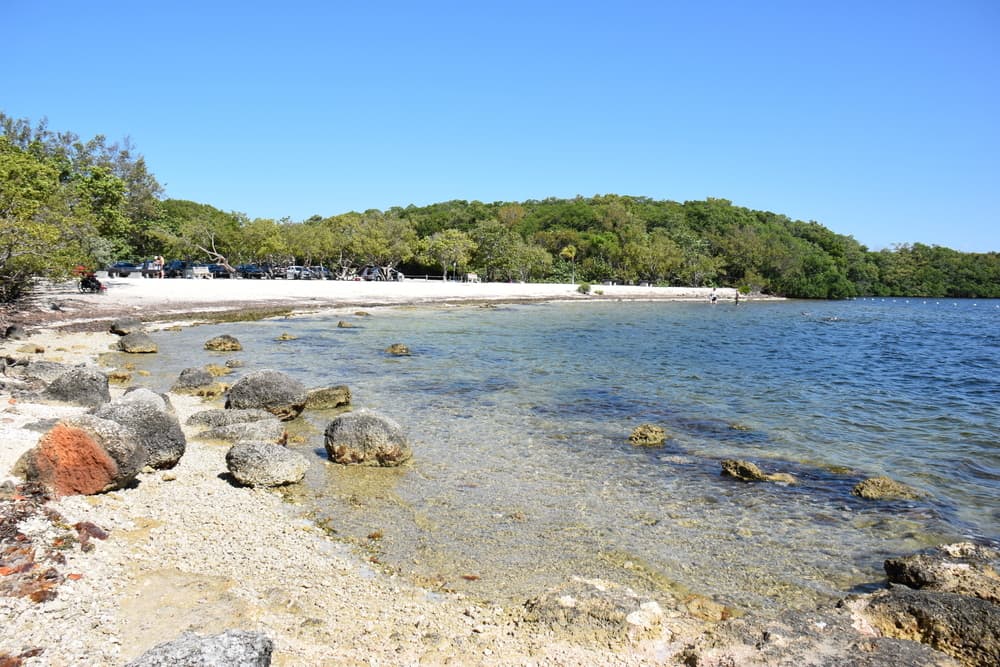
[4,1,998,252]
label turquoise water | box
[135,298,999,613]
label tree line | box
[2,113,997,301]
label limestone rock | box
[172,367,215,392]
[41,367,110,407]
[204,334,242,351]
[124,630,273,667]
[852,476,922,500]
[226,441,309,487]
[109,317,143,336]
[15,414,146,496]
[225,369,307,421]
[629,424,666,447]
[119,387,174,414]
[305,386,352,410]
[885,543,1000,604]
[384,343,410,356]
[93,399,186,470]
[861,586,1000,667]
[187,408,274,428]
[117,331,158,354]
[323,410,411,466]
[201,419,287,445]
[721,459,796,484]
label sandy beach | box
[0,278,734,666]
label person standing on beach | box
[155,255,164,278]
[710,288,718,304]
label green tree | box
[422,228,476,280]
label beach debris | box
[305,385,352,410]
[93,397,186,470]
[109,317,144,336]
[117,331,158,354]
[884,542,1000,604]
[324,410,411,466]
[720,459,796,484]
[41,367,111,407]
[629,424,667,447]
[14,414,147,496]
[225,441,308,488]
[204,334,242,352]
[852,475,922,500]
[225,369,307,421]
[124,630,274,667]
[384,343,410,356]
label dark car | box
[105,261,141,278]
[163,260,189,278]
[207,264,233,278]
[236,263,271,279]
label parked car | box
[207,264,233,278]
[105,261,141,278]
[285,265,310,280]
[236,263,271,279]
[163,260,189,278]
[358,265,404,281]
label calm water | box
[131,298,999,613]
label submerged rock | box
[852,475,922,500]
[305,386,352,410]
[324,410,411,466]
[226,441,309,487]
[721,459,796,484]
[629,424,667,447]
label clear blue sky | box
[4,1,998,252]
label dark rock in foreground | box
[225,369,307,421]
[93,398,186,470]
[324,410,411,466]
[885,542,1000,604]
[226,441,308,487]
[41,367,110,407]
[124,629,273,667]
[15,414,146,496]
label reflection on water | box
[128,299,1000,612]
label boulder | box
[224,358,244,368]
[124,630,273,667]
[225,369,307,421]
[523,577,668,644]
[204,335,242,352]
[5,359,74,383]
[861,586,1000,667]
[852,476,922,500]
[226,441,309,487]
[384,343,410,356]
[629,424,666,447]
[305,386,352,410]
[4,324,27,340]
[41,367,111,407]
[14,414,146,496]
[323,410,411,466]
[187,408,274,428]
[109,317,143,336]
[117,332,158,354]
[172,367,215,392]
[201,419,287,445]
[884,543,1000,604]
[93,400,186,470]
[119,387,174,414]
[721,459,796,484]
[336,320,355,328]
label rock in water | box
[305,386,352,410]
[629,424,667,446]
[226,441,309,487]
[15,414,146,496]
[204,334,243,351]
[225,369,307,421]
[117,332,158,353]
[324,410,411,466]
[41,367,111,407]
[124,630,273,667]
[721,459,796,484]
[852,475,922,500]
[109,317,143,336]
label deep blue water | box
[134,298,999,612]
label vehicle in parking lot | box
[286,265,332,280]
[236,263,272,279]
[207,264,233,278]
[105,261,141,278]
[358,265,404,281]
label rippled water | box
[131,298,1000,613]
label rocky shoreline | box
[1,287,998,665]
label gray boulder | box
[41,367,111,407]
[172,367,215,392]
[225,369,307,421]
[120,387,174,414]
[861,586,1000,667]
[204,335,242,352]
[323,410,411,466]
[7,359,75,383]
[93,400,186,469]
[305,385,352,410]
[15,414,146,496]
[118,331,158,353]
[187,408,274,428]
[109,317,143,336]
[201,419,287,444]
[721,459,796,484]
[853,475,922,500]
[124,629,273,667]
[885,542,1000,604]
[226,441,309,487]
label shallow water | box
[129,298,1000,613]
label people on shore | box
[710,288,718,304]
